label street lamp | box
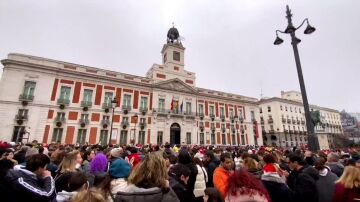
[132,113,138,144]
[109,98,117,146]
[274,5,319,151]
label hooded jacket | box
[115,184,180,202]
[5,165,56,202]
[261,174,292,202]
[287,165,319,202]
[169,174,194,202]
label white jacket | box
[193,164,208,197]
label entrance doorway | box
[170,123,181,145]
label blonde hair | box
[58,150,80,173]
[243,157,258,170]
[128,153,168,189]
[70,188,105,202]
[336,166,360,189]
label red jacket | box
[128,153,141,168]
[333,183,360,202]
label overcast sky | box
[0,0,359,112]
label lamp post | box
[274,5,319,151]
[132,113,138,145]
[109,98,117,146]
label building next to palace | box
[0,27,263,146]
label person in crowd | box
[55,150,82,192]
[115,153,179,201]
[225,168,270,202]
[169,163,193,201]
[326,152,344,177]
[233,151,242,170]
[243,157,262,179]
[287,155,319,202]
[0,158,15,201]
[333,166,360,202]
[204,150,218,187]
[90,153,109,187]
[71,187,106,202]
[109,147,123,162]
[102,157,131,201]
[20,147,39,166]
[261,154,292,202]
[168,154,178,171]
[193,157,208,202]
[13,145,29,164]
[127,147,141,168]
[1,149,18,165]
[314,156,338,202]
[213,152,234,198]
[82,149,95,173]
[177,150,198,198]
[5,153,56,202]
[203,187,224,202]
[56,172,89,202]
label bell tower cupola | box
[161,25,185,72]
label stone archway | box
[170,123,181,145]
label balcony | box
[79,118,90,127]
[19,94,34,102]
[140,107,148,115]
[239,117,244,123]
[292,119,296,124]
[122,105,132,114]
[184,111,196,119]
[289,130,293,134]
[282,118,286,123]
[230,115,235,121]
[252,118,257,124]
[284,129,289,133]
[81,101,92,108]
[294,130,298,134]
[139,122,147,130]
[268,119,274,124]
[102,102,112,109]
[287,119,291,124]
[260,119,265,125]
[221,127,226,133]
[301,120,305,125]
[121,120,129,128]
[269,129,275,134]
[57,98,70,106]
[297,120,300,125]
[199,122,204,129]
[211,125,216,131]
[220,115,225,121]
[54,116,66,127]
[101,119,110,128]
[15,114,28,120]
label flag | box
[180,101,184,113]
[170,97,174,110]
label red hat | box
[263,164,277,175]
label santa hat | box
[263,164,277,175]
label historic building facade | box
[0,27,262,146]
[259,91,343,149]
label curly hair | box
[226,169,270,200]
[90,153,108,174]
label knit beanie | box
[110,148,123,158]
[109,159,131,179]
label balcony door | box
[170,123,181,145]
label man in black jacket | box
[204,150,218,187]
[287,155,319,202]
[169,163,193,202]
[6,153,56,202]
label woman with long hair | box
[225,168,270,202]
[333,166,360,202]
[55,150,82,192]
[115,153,179,201]
[243,157,262,179]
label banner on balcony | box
[111,128,118,141]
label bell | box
[304,24,316,34]
[273,36,284,45]
[284,24,296,33]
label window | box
[158,99,165,112]
[251,111,255,120]
[52,128,63,142]
[173,51,180,61]
[222,133,226,145]
[157,131,163,145]
[104,92,113,104]
[123,94,131,108]
[138,131,145,145]
[200,133,204,144]
[12,126,25,142]
[267,106,271,112]
[295,108,297,113]
[241,135,245,145]
[59,86,71,100]
[211,133,215,145]
[232,134,236,145]
[17,109,28,118]
[299,108,302,113]
[163,53,167,63]
[140,118,146,124]
[77,129,87,144]
[280,105,283,111]
[80,114,89,121]
[199,104,204,115]
[220,107,225,117]
[259,108,263,113]
[285,106,288,111]
[99,130,108,145]
[290,107,292,112]
[209,106,215,116]
[186,102,191,114]
[229,109,234,117]
[22,81,36,97]
[83,89,93,102]
[270,125,274,130]
[140,97,148,109]
[120,130,128,145]
[56,112,66,120]
[186,132,191,144]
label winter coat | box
[327,162,344,177]
[316,167,338,202]
[55,171,74,192]
[287,165,319,202]
[56,191,77,202]
[333,183,360,202]
[194,164,208,197]
[261,174,292,202]
[128,153,141,168]
[115,184,180,202]
[5,165,56,202]
[213,166,231,198]
[169,175,194,202]
[82,160,91,173]
[248,168,262,179]
[111,178,128,195]
[206,161,218,187]
[224,188,269,202]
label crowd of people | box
[1,140,360,202]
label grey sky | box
[0,0,359,112]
